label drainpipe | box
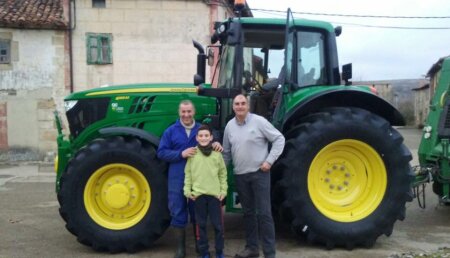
[68,0,76,93]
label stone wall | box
[413,86,430,127]
[0,0,232,161]
[0,29,68,160]
[72,0,229,91]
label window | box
[86,33,112,65]
[0,40,11,64]
[296,31,326,87]
[92,0,106,8]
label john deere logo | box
[111,103,124,113]
[115,96,130,100]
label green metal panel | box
[418,57,450,163]
[417,57,450,199]
[65,83,199,100]
[284,85,371,111]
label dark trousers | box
[194,195,224,255]
[235,170,275,257]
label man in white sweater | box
[222,94,285,258]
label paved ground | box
[0,127,449,258]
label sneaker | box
[234,248,259,258]
[199,253,210,258]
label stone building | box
[412,56,450,127]
[0,0,245,160]
[71,0,248,91]
[412,84,430,128]
[353,81,394,105]
[0,0,70,159]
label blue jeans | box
[235,170,275,257]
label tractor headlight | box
[64,100,78,111]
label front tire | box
[274,107,413,249]
[57,136,170,252]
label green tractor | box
[55,8,413,252]
[415,56,450,206]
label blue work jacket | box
[157,120,201,191]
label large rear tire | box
[273,107,413,249]
[57,136,170,252]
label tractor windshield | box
[217,45,236,89]
[216,25,327,91]
[217,26,285,91]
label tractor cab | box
[193,9,346,127]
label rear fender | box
[99,127,160,147]
[282,89,405,132]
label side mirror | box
[193,40,206,86]
[334,26,342,37]
[342,63,352,86]
[207,48,215,66]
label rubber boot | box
[193,223,200,255]
[173,227,186,258]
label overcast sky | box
[246,0,450,81]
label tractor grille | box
[128,96,156,114]
[66,98,109,138]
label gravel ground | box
[389,247,450,258]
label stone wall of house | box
[0,29,67,160]
[72,0,229,91]
[0,0,232,161]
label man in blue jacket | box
[157,100,222,258]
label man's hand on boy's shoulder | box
[212,141,223,152]
[182,147,197,158]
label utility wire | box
[331,21,450,30]
[203,2,450,29]
[204,1,450,19]
[254,9,450,30]
[252,8,450,19]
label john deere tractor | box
[415,56,450,206]
[55,7,413,252]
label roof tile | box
[0,0,68,29]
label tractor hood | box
[61,83,209,142]
[64,83,198,100]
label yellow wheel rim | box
[84,163,151,230]
[308,139,387,222]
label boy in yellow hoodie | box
[184,124,228,258]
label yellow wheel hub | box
[84,163,151,230]
[105,184,130,209]
[308,139,387,222]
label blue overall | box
[157,120,200,228]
